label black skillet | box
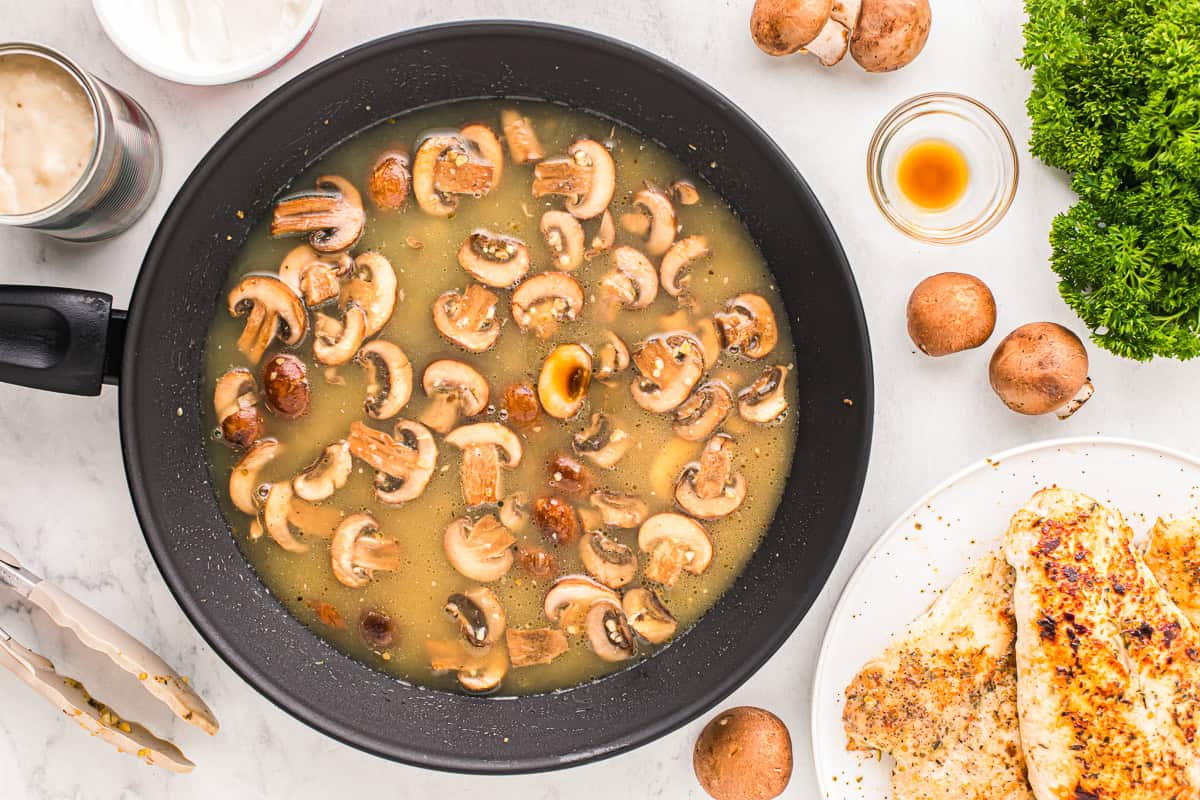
[0,22,872,773]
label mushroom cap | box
[510,272,585,337]
[630,187,677,257]
[589,489,650,529]
[714,293,779,360]
[454,644,509,693]
[262,481,308,553]
[228,274,308,348]
[445,586,507,648]
[412,133,467,216]
[578,530,638,589]
[292,439,352,503]
[584,602,636,662]
[541,210,585,271]
[849,0,931,73]
[445,422,523,467]
[538,344,593,420]
[638,513,714,577]
[595,331,631,382]
[673,380,735,442]
[622,587,677,644]
[457,230,530,288]
[693,706,794,800]
[738,365,791,424]
[906,272,996,357]
[501,109,545,164]
[269,174,365,254]
[357,340,414,420]
[444,515,515,583]
[261,354,311,419]
[344,252,398,337]
[573,413,632,469]
[229,438,281,515]
[609,246,660,310]
[433,284,501,352]
[460,123,504,187]
[675,434,748,519]
[312,304,368,366]
[543,575,619,624]
[367,148,411,211]
[565,139,616,220]
[422,360,489,417]
[751,0,834,56]
[330,513,400,588]
[631,332,706,413]
[989,322,1092,417]
[661,235,712,297]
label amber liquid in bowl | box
[896,139,970,212]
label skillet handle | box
[0,286,125,396]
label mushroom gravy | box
[203,100,798,695]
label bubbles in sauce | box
[203,100,798,695]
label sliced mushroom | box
[261,482,308,553]
[499,491,530,532]
[572,413,632,469]
[638,513,713,588]
[228,274,308,364]
[738,364,791,424]
[589,490,650,529]
[445,423,523,507]
[330,513,401,589]
[598,247,659,317]
[532,495,580,547]
[270,175,365,253]
[595,331,630,383]
[579,530,638,589]
[625,186,677,257]
[433,284,501,352]
[537,344,593,420]
[445,587,506,648]
[444,515,515,583]
[543,575,620,634]
[344,252,398,337]
[292,440,352,502]
[532,139,615,220]
[696,317,723,369]
[214,368,264,449]
[420,360,489,433]
[261,354,310,418]
[287,498,343,538]
[670,180,701,206]
[367,148,411,210]
[348,419,438,504]
[630,332,705,413]
[278,245,353,307]
[500,109,545,164]
[460,123,504,188]
[510,272,584,338]
[426,639,510,693]
[622,587,677,644]
[546,451,595,499]
[673,381,734,441]
[358,609,397,650]
[229,439,281,515]
[660,235,711,297]
[675,433,747,519]
[541,211,585,271]
[457,230,530,288]
[585,209,616,260]
[506,628,568,667]
[412,133,494,216]
[585,602,636,662]
[713,293,779,359]
[357,340,413,420]
[312,303,368,366]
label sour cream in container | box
[93,0,323,85]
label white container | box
[92,0,323,86]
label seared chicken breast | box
[1004,489,1200,800]
[1145,516,1200,627]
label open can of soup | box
[0,43,161,241]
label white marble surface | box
[2,1,1197,797]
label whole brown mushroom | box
[750,0,834,56]
[693,707,793,800]
[850,0,932,72]
[989,322,1095,419]
[906,272,996,357]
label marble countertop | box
[3,1,1197,797]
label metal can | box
[0,43,161,242]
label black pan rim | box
[119,19,874,773]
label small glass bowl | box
[867,92,1018,245]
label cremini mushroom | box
[598,246,659,316]
[670,180,701,206]
[638,513,714,587]
[673,381,734,441]
[541,210,585,271]
[713,293,779,359]
[330,513,402,588]
[420,359,489,433]
[426,638,509,693]
[623,186,677,257]
[260,481,308,552]
[630,332,705,413]
[433,284,501,352]
[989,322,1094,419]
[579,530,638,589]
[367,148,411,210]
[444,515,515,582]
[543,574,620,634]
[661,235,712,298]
[261,354,310,418]
[675,433,747,519]
[532,495,580,546]
[589,489,650,529]
[358,609,397,650]
[537,344,593,420]
[517,544,558,580]
[348,419,438,504]
[500,382,540,429]
[595,331,630,383]
[270,175,365,253]
[214,368,264,449]
[229,439,281,515]
[694,707,794,800]
[445,423,523,507]
[277,245,352,307]
[312,303,368,366]
[623,587,677,644]
[696,317,723,370]
[292,440,352,502]
[343,252,398,337]
[510,272,584,338]
[572,413,632,468]
[506,628,568,667]
[228,274,308,364]
[750,0,834,56]
[738,364,791,424]
[850,0,931,73]
[585,602,636,662]
[500,109,544,164]
[804,11,853,67]
[532,138,615,220]
[445,587,506,648]
[412,133,494,216]
[585,210,616,260]
[460,123,504,187]
[499,491,530,532]
[357,340,413,420]
[907,272,997,356]
[457,230,530,288]
[547,452,595,499]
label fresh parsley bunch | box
[1024,0,1200,360]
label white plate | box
[810,436,1200,800]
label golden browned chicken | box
[1005,489,1200,800]
[1145,515,1200,627]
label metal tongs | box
[0,545,218,772]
